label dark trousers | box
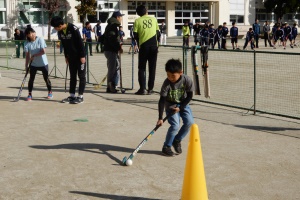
[96,37,103,53]
[68,58,86,95]
[264,33,272,47]
[138,46,158,91]
[243,38,254,49]
[213,37,220,49]
[85,38,92,55]
[28,65,51,93]
[254,35,259,47]
[221,38,227,49]
[183,36,189,47]
[15,41,25,58]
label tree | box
[264,0,300,24]
[75,0,97,24]
[40,0,69,41]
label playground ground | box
[0,65,299,199]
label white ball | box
[126,159,133,166]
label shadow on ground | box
[29,143,162,165]
[234,125,300,139]
[69,191,161,200]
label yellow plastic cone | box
[181,124,208,200]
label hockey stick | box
[94,75,107,89]
[191,46,201,95]
[201,46,210,98]
[65,64,68,93]
[13,62,31,102]
[122,109,177,166]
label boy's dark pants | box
[96,37,103,53]
[264,33,272,47]
[15,41,25,58]
[138,46,158,91]
[85,39,92,55]
[221,38,227,49]
[68,57,86,95]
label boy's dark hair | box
[85,21,90,26]
[136,5,147,17]
[165,59,182,73]
[218,25,222,29]
[14,28,19,32]
[25,27,35,35]
[24,27,36,41]
[51,16,64,27]
[249,28,253,31]
[232,22,236,25]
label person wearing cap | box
[94,20,103,53]
[103,11,124,93]
[24,27,52,101]
[50,16,86,104]
[134,5,160,95]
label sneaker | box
[162,146,175,157]
[70,96,84,104]
[290,45,294,48]
[135,89,146,95]
[284,47,286,50]
[62,96,76,103]
[273,46,276,49]
[26,95,32,101]
[147,90,154,95]
[172,140,182,154]
[47,91,53,99]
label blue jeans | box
[164,105,194,147]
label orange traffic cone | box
[181,124,208,200]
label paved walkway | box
[0,66,299,199]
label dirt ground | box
[0,69,299,200]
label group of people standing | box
[182,20,229,50]
[179,18,298,51]
[243,19,298,50]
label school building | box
[0,0,299,40]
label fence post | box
[85,42,89,83]
[53,41,57,78]
[6,40,9,69]
[183,46,188,74]
[254,51,256,115]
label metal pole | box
[254,51,256,115]
[54,41,57,77]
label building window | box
[230,15,244,24]
[127,1,166,27]
[174,2,209,30]
[0,0,6,24]
[0,11,5,24]
[230,0,245,24]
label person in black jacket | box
[103,11,124,93]
[221,22,228,49]
[51,16,86,104]
[14,28,25,58]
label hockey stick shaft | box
[13,62,31,102]
[122,110,176,164]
